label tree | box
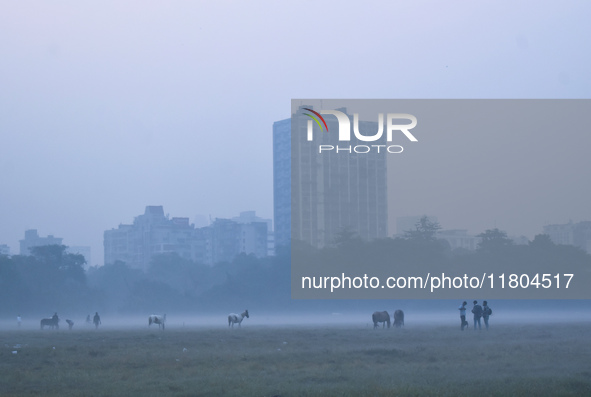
[30,244,86,282]
[476,228,513,253]
[332,227,363,247]
[529,234,555,249]
[148,252,211,296]
[404,216,442,242]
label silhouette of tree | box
[528,234,555,250]
[476,228,513,252]
[404,216,442,242]
[332,227,363,247]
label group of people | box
[86,312,102,329]
[458,300,492,331]
[16,312,102,329]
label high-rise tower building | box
[273,106,388,249]
[273,118,291,249]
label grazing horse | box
[372,311,391,329]
[228,310,249,328]
[66,319,74,330]
[394,309,405,328]
[40,313,60,330]
[148,314,166,330]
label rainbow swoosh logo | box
[303,108,329,132]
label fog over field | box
[3,307,590,332]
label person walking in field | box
[458,301,468,331]
[472,300,483,330]
[482,300,492,330]
[93,312,101,329]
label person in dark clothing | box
[482,300,492,330]
[93,312,101,329]
[472,300,483,330]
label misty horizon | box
[4,209,591,266]
[2,3,591,269]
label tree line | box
[1,218,589,317]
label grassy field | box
[2,321,591,396]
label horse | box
[372,311,390,329]
[66,319,74,330]
[228,310,249,328]
[394,309,405,328]
[40,313,59,330]
[148,314,166,330]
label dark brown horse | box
[394,310,404,328]
[372,311,390,329]
[40,313,59,330]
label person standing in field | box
[93,312,101,329]
[482,300,492,330]
[17,315,22,328]
[458,301,468,331]
[472,300,483,330]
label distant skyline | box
[2,1,591,265]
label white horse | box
[148,314,166,330]
[228,310,249,328]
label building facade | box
[275,106,388,249]
[104,206,269,269]
[437,229,481,251]
[232,211,274,256]
[207,218,267,264]
[0,244,10,256]
[105,206,197,270]
[544,221,591,254]
[19,229,63,255]
[273,118,291,249]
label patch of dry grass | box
[1,323,591,396]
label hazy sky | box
[1,1,590,265]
